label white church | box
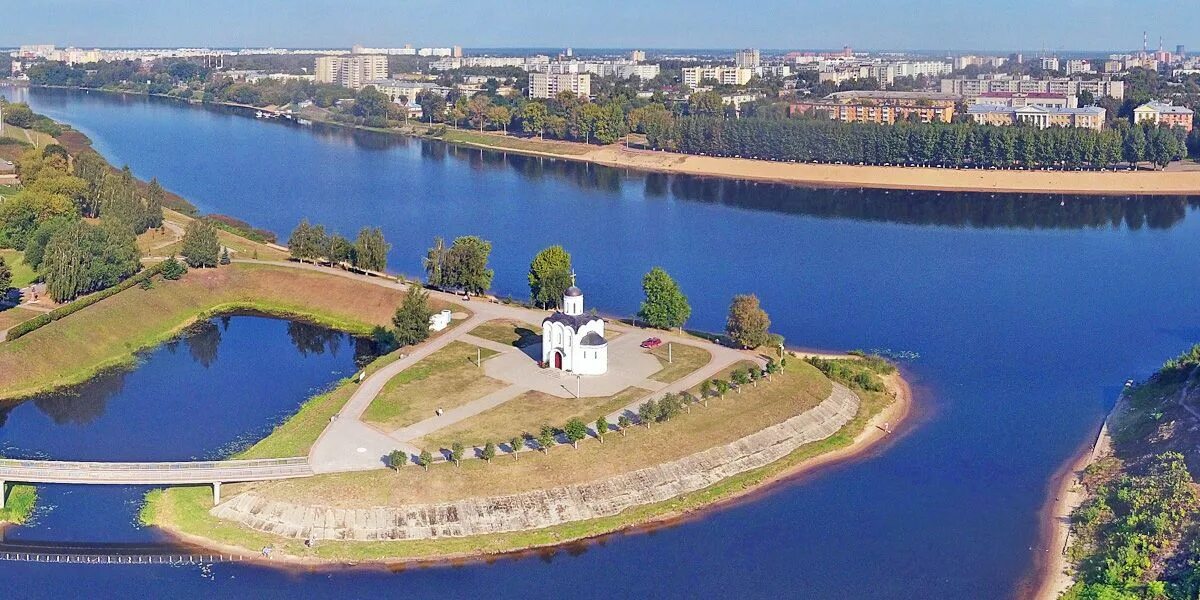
[541,277,608,375]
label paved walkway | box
[249,257,759,472]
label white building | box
[315,55,388,89]
[541,281,607,375]
[682,65,752,87]
[529,72,591,99]
[1066,59,1094,75]
[1040,57,1061,72]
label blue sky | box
[4,0,1196,52]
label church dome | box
[580,332,607,347]
[564,286,583,297]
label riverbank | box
[18,83,1200,196]
[1027,401,1115,600]
[140,360,910,567]
[0,263,421,401]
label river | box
[6,85,1200,598]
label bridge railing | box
[0,457,312,483]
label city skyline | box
[6,0,1198,52]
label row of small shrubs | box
[390,360,790,472]
[6,262,165,341]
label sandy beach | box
[456,135,1200,196]
[1027,399,1118,599]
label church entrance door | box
[554,351,563,369]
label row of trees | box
[667,117,1189,170]
[390,358,789,472]
[72,152,164,233]
[287,219,390,272]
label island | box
[0,109,911,565]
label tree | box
[0,257,10,290]
[522,101,548,138]
[180,219,220,268]
[392,286,434,346]
[638,399,660,429]
[528,245,572,308]
[444,235,494,295]
[731,368,749,392]
[416,90,447,123]
[486,105,512,133]
[219,247,231,265]
[1122,124,1146,167]
[509,435,525,458]
[353,227,389,272]
[161,255,187,280]
[688,91,724,117]
[417,449,433,471]
[638,267,691,330]
[423,237,447,288]
[726,293,771,349]
[595,416,608,443]
[288,219,327,263]
[617,415,631,437]
[329,234,354,266]
[564,417,587,448]
[23,215,76,270]
[537,425,555,452]
[481,441,496,463]
[450,441,465,466]
[41,221,141,303]
[700,380,714,406]
[386,450,407,471]
[144,178,165,230]
[747,367,760,387]
[714,379,730,399]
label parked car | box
[641,337,662,349]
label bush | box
[161,256,187,280]
[6,262,164,341]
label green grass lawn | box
[0,249,36,288]
[0,484,36,525]
[647,342,712,383]
[0,184,19,197]
[467,319,540,348]
[362,341,504,431]
[418,386,649,450]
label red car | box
[641,337,662,349]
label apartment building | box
[965,105,1106,130]
[789,91,958,125]
[682,66,753,87]
[941,76,1124,100]
[315,55,388,89]
[630,50,646,62]
[967,92,1078,109]
[1066,59,1094,75]
[735,49,761,69]
[1133,101,1195,131]
[529,72,591,99]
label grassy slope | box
[144,358,896,562]
[362,341,503,431]
[0,263,411,400]
[467,319,540,347]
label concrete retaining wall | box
[211,383,860,541]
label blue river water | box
[5,86,1200,598]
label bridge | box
[0,457,314,507]
[0,541,246,564]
